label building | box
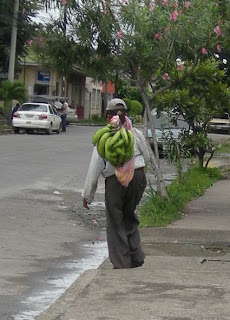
[1,52,115,119]
[18,54,86,117]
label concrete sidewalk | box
[37,178,230,320]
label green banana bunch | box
[92,124,115,145]
[92,125,134,167]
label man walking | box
[82,98,150,269]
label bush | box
[123,98,132,112]
[91,114,100,121]
[131,100,143,115]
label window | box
[34,84,49,95]
[52,106,58,115]
[19,104,48,112]
[96,89,101,108]
[92,89,96,108]
[49,106,54,114]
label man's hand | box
[83,198,90,209]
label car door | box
[51,105,61,129]
[48,105,57,129]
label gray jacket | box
[82,128,150,203]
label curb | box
[36,269,100,320]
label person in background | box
[11,103,20,122]
[82,98,150,269]
[60,98,68,132]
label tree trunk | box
[136,83,169,200]
[198,155,204,168]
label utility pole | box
[8,0,19,83]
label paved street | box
[0,126,109,320]
[0,126,228,320]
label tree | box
[34,0,229,198]
[0,0,39,75]
[155,58,230,168]
[0,80,27,123]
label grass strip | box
[139,167,222,228]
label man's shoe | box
[131,259,144,268]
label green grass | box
[139,167,222,228]
[217,139,230,153]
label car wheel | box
[56,123,62,134]
[13,127,20,134]
[46,124,52,135]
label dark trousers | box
[105,169,147,269]
[61,114,67,132]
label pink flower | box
[154,33,162,40]
[149,4,154,12]
[162,0,168,6]
[217,44,221,52]
[177,64,184,71]
[202,47,207,55]
[214,25,222,36]
[117,30,123,39]
[28,39,33,46]
[184,1,190,9]
[170,10,179,22]
[62,0,67,5]
[122,0,127,3]
[162,73,170,80]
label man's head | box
[106,98,127,122]
[106,98,127,112]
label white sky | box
[33,8,60,24]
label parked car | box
[54,102,78,125]
[147,111,191,157]
[12,103,62,134]
[32,95,78,125]
[208,113,230,134]
[148,128,186,157]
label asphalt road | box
[0,126,228,320]
[0,126,109,320]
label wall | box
[85,77,102,118]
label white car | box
[66,106,78,125]
[208,113,230,134]
[54,102,78,125]
[12,103,62,134]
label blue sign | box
[37,71,50,82]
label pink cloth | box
[110,116,134,187]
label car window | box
[213,113,229,119]
[49,106,54,114]
[19,104,48,112]
[52,106,58,115]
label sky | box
[33,8,59,24]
